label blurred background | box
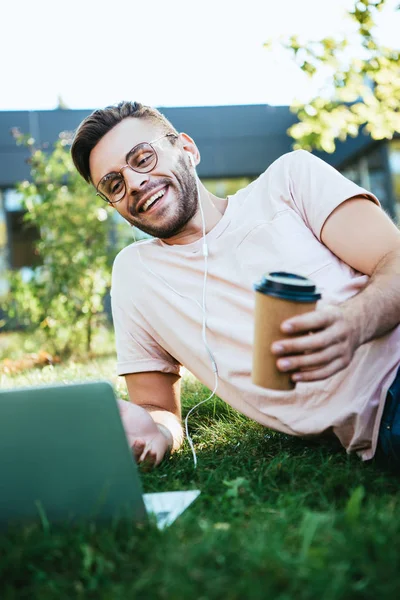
[0,0,399,362]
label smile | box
[141,188,166,213]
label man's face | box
[89,118,198,239]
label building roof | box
[0,105,376,188]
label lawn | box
[1,332,400,599]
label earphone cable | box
[133,161,218,467]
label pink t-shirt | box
[111,150,400,461]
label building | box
[0,104,399,291]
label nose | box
[122,165,150,195]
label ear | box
[178,132,200,167]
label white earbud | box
[188,154,195,168]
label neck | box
[161,185,228,246]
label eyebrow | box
[97,141,150,188]
[126,141,149,157]
[96,170,119,190]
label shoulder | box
[238,150,310,196]
[113,238,154,268]
[267,149,316,174]
[249,150,313,188]
[273,148,340,175]
[263,150,347,191]
[227,151,310,205]
[112,238,157,285]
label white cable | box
[184,368,218,468]
[184,171,218,467]
[134,163,218,467]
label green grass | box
[1,339,400,599]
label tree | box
[268,0,400,152]
[5,131,114,355]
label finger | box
[139,442,157,464]
[281,308,337,334]
[276,343,344,372]
[272,326,344,356]
[291,358,347,382]
[140,449,157,471]
[139,442,150,463]
[132,439,146,461]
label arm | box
[111,253,184,466]
[322,199,400,345]
[119,371,184,467]
[272,197,400,382]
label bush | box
[4,131,114,356]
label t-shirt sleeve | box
[283,150,380,241]
[111,277,181,378]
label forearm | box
[143,405,184,451]
[341,248,400,347]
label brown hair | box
[71,101,178,183]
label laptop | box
[0,381,199,530]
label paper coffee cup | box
[252,272,321,391]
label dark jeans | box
[376,366,400,471]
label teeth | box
[142,189,165,212]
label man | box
[71,101,400,470]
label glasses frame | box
[95,133,178,204]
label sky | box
[1,0,399,111]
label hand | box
[271,305,360,383]
[117,400,173,469]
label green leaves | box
[5,133,115,356]
[268,0,400,152]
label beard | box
[127,155,198,240]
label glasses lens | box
[127,142,157,173]
[98,173,125,203]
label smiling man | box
[71,101,400,471]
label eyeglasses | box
[96,133,178,204]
